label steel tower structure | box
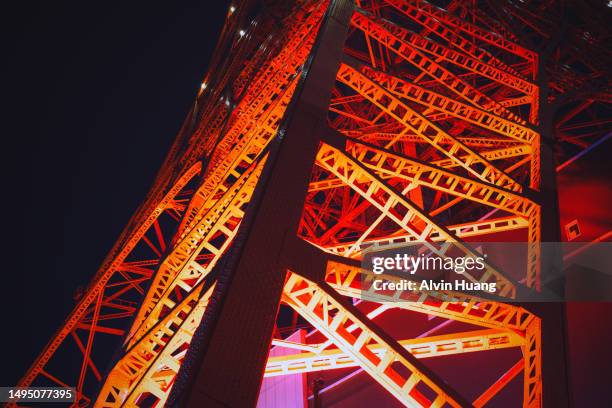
[14,0,610,407]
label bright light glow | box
[608,0,612,7]
[239,29,246,37]
[200,82,207,90]
[229,5,236,13]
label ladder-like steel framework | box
[14,0,610,407]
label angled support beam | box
[283,272,471,407]
[127,159,265,345]
[176,4,328,236]
[385,0,537,62]
[16,163,201,389]
[473,358,524,407]
[359,65,537,144]
[336,63,523,192]
[127,159,265,346]
[350,9,522,123]
[265,328,523,378]
[323,216,529,256]
[122,287,214,407]
[316,141,518,296]
[354,8,536,95]
[341,138,537,217]
[95,282,214,407]
[382,0,527,78]
[308,145,532,192]
[325,260,534,332]
[177,76,300,237]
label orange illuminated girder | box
[15,162,202,404]
[264,329,524,378]
[126,158,266,347]
[335,63,526,192]
[15,1,550,407]
[313,142,518,296]
[282,272,468,407]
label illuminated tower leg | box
[524,54,570,408]
[168,2,355,406]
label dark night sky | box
[1,0,229,385]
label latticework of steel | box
[13,0,610,407]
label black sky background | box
[1,0,229,385]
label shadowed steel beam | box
[168,2,355,407]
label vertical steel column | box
[529,56,572,408]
